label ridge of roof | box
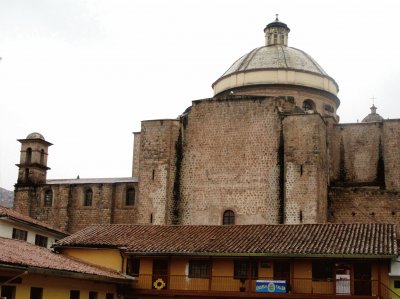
[46,177,138,185]
[55,223,397,257]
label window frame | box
[105,293,114,299]
[88,291,98,299]
[1,285,16,299]
[302,99,315,112]
[40,149,45,164]
[233,260,258,280]
[188,260,210,279]
[312,260,333,281]
[44,189,53,207]
[84,188,93,206]
[12,228,27,241]
[70,290,80,299]
[234,260,248,279]
[223,210,235,225]
[30,287,43,299]
[126,257,140,277]
[26,148,32,164]
[35,234,48,248]
[125,187,135,206]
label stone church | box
[13,17,400,234]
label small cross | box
[275,14,279,21]
[370,96,376,105]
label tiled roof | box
[46,177,138,185]
[55,223,397,257]
[0,237,129,281]
[0,206,68,236]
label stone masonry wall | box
[329,187,400,234]
[222,85,339,120]
[180,96,289,225]
[283,113,328,224]
[132,133,141,177]
[383,120,400,191]
[330,122,382,184]
[13,187,33,217]
[16,182,138,233]
[137,119,180,225]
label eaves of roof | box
[0,262,134,284]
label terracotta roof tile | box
[55,223,397,257]
[0,237,127,281]
[0,206,68,236]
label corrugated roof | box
[0,206,67,236]
[55,223,397,257]
[0,237,128,281]
[46,177,138,185]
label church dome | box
[26,132,45,140]
[362,104,384,122]
[212,17,339,97]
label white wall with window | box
[0,216,66,249]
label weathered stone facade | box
[13,18,400,234]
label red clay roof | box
[0,237,128,281]
[0,206,68,236]
[55,223,397,257]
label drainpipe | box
[119,247,127,273]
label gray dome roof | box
[362,105,384,123]
[26,132,45,140]
[222,45,329,78]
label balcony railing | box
[133,274,382,297]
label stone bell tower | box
[16,132,52,185]
[14,132,52,215]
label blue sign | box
[256,280,286,293]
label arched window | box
[40,149,45,164]
[84,188,93,206]
[126,188,135,206]
[26,148,32,164]
[24,168,29,181]
[223,210,235,225]
[44,189,53,207]
[302,99,315,112]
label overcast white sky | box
[1,0,400,190]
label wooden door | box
[274,261,290,292]
[152,259,168,290]
[354,262,371,295]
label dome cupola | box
[264,14,290,46]
[212,17,340,115]
[362,104,384,122]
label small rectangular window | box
[189,260,210,278]
[234,261,248,279]
[1,285,16,299]
[395,280,400,288]
[30,287,43,299]
[126,258,140,277]
[312,260,333,281]
[70,290,80,299]
[105,294,114,299]
[35,235,48,248]
[12,228,27,241]
[88,291,98,299]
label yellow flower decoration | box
[153,278,166,290]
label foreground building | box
[54,223,397,298]
[0,236,132,299]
